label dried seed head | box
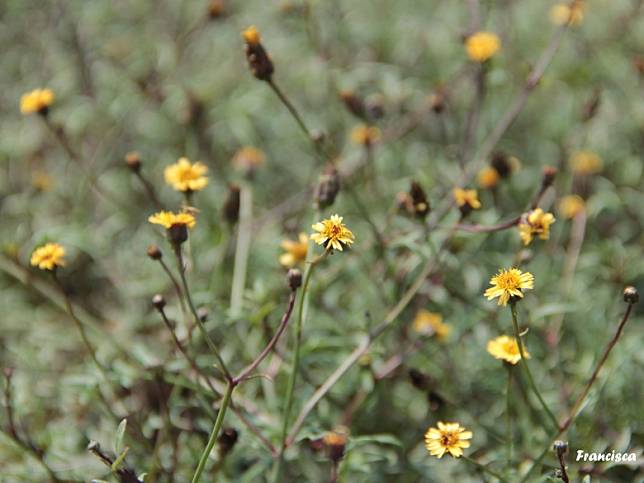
[168,224,189,247]
[323,428,349,463]
[287,268,302,290]
[217,427,239,455]
[222,184,241,225]
[491,152,511,178]
[553,440,568,456]
[623,286,639,304]
[147,244,162,260]
[314,164,341,209]
[152,294,166,311]
[125,151,142,173]
[339,90,366,119]
[242,26,274,81]
[208,0,225,19]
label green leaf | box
[114,418,127,454]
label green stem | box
[191,382,234,483]
[510,303,559,431]
[230,185,252,317]
[506,364,513,468]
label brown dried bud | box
[125,152,142,173]
[542,166,558,188]
[222,184,241,224]
[553,440,568,457]
[217,427,239,455]
[287,268,302,290]
[491,152,511,178]
[242,27,274,81]
[147,244,162,260]
[168,224,188,246]
[409,181,430,219]
[314,164,341,209]
[152,294,166,311]
[208,0,225,19]
[323,429,348,463]
[623,286,639,304]
[339,90,366,119]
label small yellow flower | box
[164,157,209,192]
[453,188,481,210]
[477,167,500,189]
[351,125,381,146]
[558,195,585,219]
[232,147,266,171]
[280,233,309,268]
[424,422,472,459]
[465,32,501,62]
[487,335,529,365]
[242,25,261,46]
[550,1,584,27]
[30,243,65,271]
[518,208,556,246]
[20,88,55,115]
[311,214,355,251]
[570,150,602,175]
[484,268,534,306]
[32,170,53,191]
[148,211,196,229]
[412,310,451,340]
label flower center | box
[496,272,521,290]
[440,431,458,447]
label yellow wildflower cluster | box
[20,88,55,115]
[550,1,584,26]
[453,188,481,210]
[558,195,585,219]
[518,208,556,246]
[30,243,65,271]
[412,310,451,340]
[351,125,381,146]
[570,150,602,175]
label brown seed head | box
[623,286,639,304]
[147,244,162,260]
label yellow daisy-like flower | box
[148,211,196,229]
[30,243,65,271]
[465,32,501,62]
[280,233,309,268]
[550,1,584,27]
[20,88,55,115]
[558,195,585,219]
[412,310,451,340]
[242,25,261,46]
[570,150,602,175]
[484,268,534,306]
[164,157,209,192]
[232,147,266,171]
[518,208,556,246]
[477,167,500,189]
[424,422,472,459]
[311,214,355,251]
[351,125,381,146]
[487,335,530,365]
[453,188,481,210]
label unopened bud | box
[125,152,142,173]
[339,90,366,119]
[491,152,512,178]
[217,427,239,455]
[147,244,162,260]
[168,224,189,246]
[197,307,209,322]
[242,26,274,81]
[287,268,302,290]
[623,286,639,304]
[208,0,225,18]
[542,166,558,188]
[323,428,348,463]
[152,294,166,311]
[222,184,241,224]
[553,440,568,457]
[408,368,430,391]
[314,164,341,209]
[409,181,430,219]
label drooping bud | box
[314,164,341,209]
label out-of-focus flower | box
[424,422,472,458]
[31,243,65,271]
[570,150,602,175]
[558,195,585,219]
[242,26,274,81]
[518,208,556,246]
[311,214,355,251]
[351,125,381,146]
[465,32,501,62]
[412,310,451,340]
[164,157,209,192]
[453,188,481,211]
[148,211,196,230]
[232,147,266,173]
[280,233,308,268]
[484,268,534,306]
[550,1,584,26]
[323,428,349,462]
[32,170,53,191]
[487,335,529,365]
[477,167,500,189]
[20,88,55,115]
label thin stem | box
[556,451,570,483]
[230,185,253,316]
[157,257,190,332]
[506,364,513,467]
[191,381,234,483]
[268,80,313,143]
[463,456,509,483]
[134,171,163,210]
[510,303,560,431]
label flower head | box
[570,150,602,175]
[477,166,500,189]
[31,243,65,271]
[351,125,381,146]
[412,310,451,340]
[323,427,349,462]
[164,157,208,192]
[242,26,273,80]
[20,88,55,115]
[453,188,481,210]
[550,1,584,26]
[558,195,585,219]
[233,147,266,173]
[424,422,472,458]
[280,233,309,268]
[311,214,355,251]
[484,268,534,306]
[242,25,261,46]
[487,335,529,365]
[465,32,501,62]
[148,211,196,230]
[518,208,556,246]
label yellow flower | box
[311,214,355,251]
[465,32,501,62]
[453,188,481,210]
[242,25,261,46]
[425,422,472,459]
[518,208,556,246]
[30,243,65,271]
[550,1,584,26]
[164,157,209,192]
[484,268,534,306]
[412,310,451,340]
[570,150,602,175]
[148,211,196,229]
[487,335,529,365]
[20,88,55,115]
[351,125,381,146]
[477,167,500,189]
[32,170,53,191]
[558,195,585,219]
[232,147,266,171]
[280,233,309,268]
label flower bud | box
[409,181,430,219]
[542,166,558,188]
[197,307,209,322]
[314,164,341,209]
[147,244,162,260]
[553,440,568,457]
[287,268,302,290]
[623,286,639,304]
[491,152,511,178]
[242,26,274,81]
[339,90,366,119]
[217,427,239,456]
[125,152,142,173]
[152,294,166,311]
[323,428,349,463]
[208,0,225,19]
[222,184,241,224]
[168,224,189,246]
